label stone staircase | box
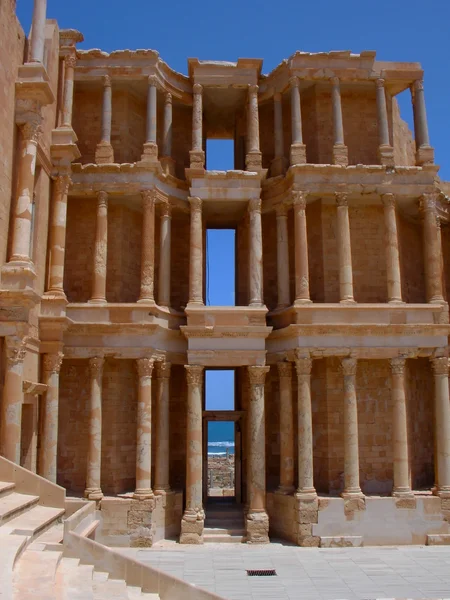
[203,499,246,543]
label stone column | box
[290,77,306,165]
[412,80,434,165]
[382,193,402,303]
[246,366,270,543]
[292,190,311,304]
[246,85,262,171]
[0,341,26,464]
[89,191,108,304]
[340,358,363,497]
[420,193,444,304]
[293,354,316,496]
[188,197,203,305]
[277,362,294,493]
[376,79,394,166]
[336,192,355,303]
[271,93,287,176]
[190,84,204,169]
[95,75,114,164]
[154,362,171,493]
[134,358,154,499]
[276,204,290,308]
[180,365,204,544]
[138,189,156,303]
[61,55,76,127]
[85,357,104,501]
[161,92,175,175]
[46,175,71,298]
[248,198,263,306]
[142,76,158,161]
[30,0,47,64]
[331,77,348,166]
[158,202,172,308]
[39,353,63,483]
[390,358,412,497]
[431,357,450,495]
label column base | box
[437,487,450,499]
[246,510,269,544]
[295,492,319,547]
[340,298,356,304]
[141,142,159,163]
[88,297,107,304]
[270,156,288,177]
[189,150,205,169]
[294,298,312,306]
[84,487,103,501]
[388,299,405,305]
[129,496,156,547]
[133,488,154,500]
[160,156,176,176]
[342,490,366,515]
[416,145,434,166]
[136,297,156,306]
[378,144,395,167]
[154,485,172,496]
[180,508,204,544]
[42,289,67,301]
[332,144,348,166]
[95,141,114,164]
[290,143,307,166]
[1,260,37,291]
[245,151,263,171]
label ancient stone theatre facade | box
[1,0,450,548]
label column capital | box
[193,83,203,94]
[156,361,171,379]
[390,357,406,374]
[275,203,288,217]
[248,198,262,213]
[102,74,111,87]
[381,192,396,207]
[277,361,292,379]
[289,76,299,89]
[188,196,202,211]
[64,54,77,69]
[376,78,386,89]
[97,190,108,207]
[431,356,449,376]
[248,365,270,385]
[419,192,438,213]
[330,76,340,86]
[141,188,156,206]
[340,357,357,376]
[294,355,312,377]
[292,189,307,209]
[43,352,64,374]
[413,79,424,93]
[136,357,154,378]
[185,364,204,386]
[21,119,42,143]
[248,84,259,96]
[89,356,104,377]
[165,91,172,104]
[148,74,158,87]
[335,192,348,207]
[54,175,72,196]
[5,344,27,367]
[160,201,172,218]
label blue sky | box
[15,0,450,413]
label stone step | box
[13,548,63,600]
[92,571,109,583]
[204,532,245,543]
[55,558,95,600]
[93,578,128,599]
[204,526,245,535]
[0,492,39,526]
[0,480,15,497]
[204,519,245,529]
[3,505,65,541]
[0,533,29,600]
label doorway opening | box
[207,421,235,498]
[206,139,234,171]
[206,229,236,306]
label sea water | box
[208,421,235,456]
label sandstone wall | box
[398,213,426,303]
[391,95,416,166]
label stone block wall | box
[398,212,426,303]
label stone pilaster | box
[0,340,26,464]
[95,75,114,164]
[390,358,413,499]
[190,84,204,169]
[161,92,175,175]
[376,79,394,166]
[138,189,156,303]
[277,362,294,493]
[289,77,306,165]
[45,175,71,298]
[39,353,63,483]
[275,204,290,308]
[188,197,203,306]
[134,358,154,499]
[142,75,158,162]
[89,191,108,304]
[431,357,450,496]
[154,362,171,493]
[158,202,172,308]
[420,193,444,304]
[246,366,270,544]
[331,77,348,166]
[30,0,47,64]
[248,198,263,306]
[335,193,355,303]
[412,80,434,166]
[85,357,104,501]
[246,85,262,170]
[181,365,204,544]
[382,193,402,303]
[292,190,311,304]
[271,92,287,176]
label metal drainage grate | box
[246,569,277,577]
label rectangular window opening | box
[396,89,415,143]
[206,229,235,306]
[207,420,235,498]
[206,138,234,171]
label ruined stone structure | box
[1,0,450,550]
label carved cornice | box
[136,357,154,378]
[248,365,270,385]
[89,356,104,377]
[185,364,204,386]
[43,352,64,374]
[340,357,357,376]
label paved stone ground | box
[117,543,450,600]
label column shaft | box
[158,203,172,307]
[246,85,262,170]
[290,78,303,144]
[412,80,431,148]
[276,205,290,308]
[62,55,76,127]
[295,355,315,495]
[0,342,26,464]
[340,358,362,496]
[274,93,284,158]
[138,190,155,302]
[382,194,402,303]
[336,193,354,303]
[89,191,108,303]
[277,362,294,492]
[47,176,70,297]
[420,194,444,303]
[39,353,63,482]
[154,362,171,492]
[85,357,104,500]
[146,77,157,144]
[248,198,263,306]
[293,190,310,303]
[30,0,47,63]
[134,358,154,498]
[376,78,390,147]
[162,92,173,157]
[190,84,204,169]
[431,358,450,494]
[331,77,348,166]
[95,76,114,163]
[390,358,411,496]
[188,197,203,305]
